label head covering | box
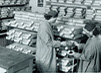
[93,25,101,36]
[84,20,98,31]
[47,10,58,17]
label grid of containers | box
[46,0,101,21]
[0,0,31,47]
[5,11,45,55]
[0,0,31,19]
[5,11,45,72]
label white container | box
[0,67,6,73]
[22,34,32,39]
[58,0,65,3]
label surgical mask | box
[82,28,93,37]
[48,17,57,24]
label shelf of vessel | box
[46,1,101,9]
[91,5,101,9]
[54,33,73,40]
[46,1,87,8]
[5,25,37,33]
[7,42,36,54]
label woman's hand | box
[70,41,80,47]
[61,41,67,46]
[61,41,74,46]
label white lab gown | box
[36,20,58,73]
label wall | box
[29,0,46,14]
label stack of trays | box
[59,7,66,16]
[6,29,37,46]
[57,58,73,66]
[10,0,16,4]
[51,0,58,2]
[57,25,82,39]
[64,18,85,27]
[92,0,101,6]
[21,0,28,4]
[6,43,36,55]
[74,0,84,4]
[0,0,28,5]
[16,0,22,4]
[58,0,65,3]
[46,0,51,1]
[57,49,68,57]
[72,19,85,27]
[66,7,74,18]
[56,47,76,72]
[33,22,40,32]
[73,8,85,19]
[86,9,95,20]
[1,7,9,18]
[14,11,44,21]
[8,8,15,17]
[66,0,75,4]
[45,5,51,13]
[4,0,11,5]
[94,10,101,21]
[0,6,30,18]
[4,11,44,32]
[83,0,93,5]
[0,0,4,5]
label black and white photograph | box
[0,0,101,73]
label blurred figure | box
[36,10,66,73]
[69,20,101,72]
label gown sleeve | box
[79,43,95,61]
[78,44,85,50]
[52,40,61,48]
[38,23,60,48]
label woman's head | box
[93,25,101,36]
[83,20,98,37]
[44,10,59,23]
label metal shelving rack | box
[4,11,45,72]
[0,0,30,47]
